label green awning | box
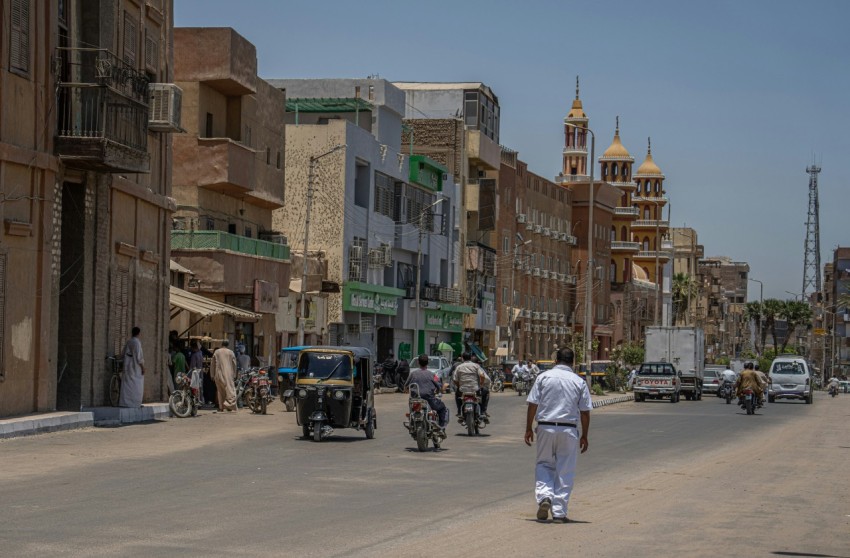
[286,97,373,113]
[437,342,454,352]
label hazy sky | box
[175,0,849,300]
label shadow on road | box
[772,552,849,558]
[522,518,592,525]
[403,447,449,453]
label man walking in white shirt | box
[524,347,591,523]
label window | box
[122,11,138,67]
[502,287,508,305]
[503,236,509,254]
[205,217,215,231]
[244,226,252,238]
[354,163,370,209]
[10,0,30,73]
[205,113,213,138]
[227,223,236,234]
[374,172,395,218]
[602,165,608,178]
[144,32,159,74]
[612,163,618,176]
[276,151,281,170]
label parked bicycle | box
[106,355,123,407]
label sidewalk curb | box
[591,394,633,409]
[82,403,171,426]
[0,412,94,440]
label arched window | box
[655,180,661,193]
[610,226,616,241]
[622,164,629,178]
[612,163,619,176]
[644,207,650,219]
[621,226,628,241]
[610,261,617,282]
[643,237,650,250]
[602,164,608,177]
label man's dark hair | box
[131,326,141,337]
[754,362,760,370]
[461,352,472,361]
[555,347,575,366]
[221,339,230,348]
[744,361,754,370]
[418,354,429,367]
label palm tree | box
[780,300,812,353]
[744,301,763,354]
[837,292,850,310]
[671,272,697,326]
[762,298,784,351]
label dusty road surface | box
[1,390,848,557]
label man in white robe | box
[211,340,238,412]
[119,327,145,407]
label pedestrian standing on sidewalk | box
[188,340,206,405]
[211,340,238,412]
[119,326,145,408]
[524,347,591,523]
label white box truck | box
[644,327,706,401]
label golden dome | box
[635,137,664,177]
[632,263,649,281]
[601,118,632,159]
[566,76,587,119]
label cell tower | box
[801,163,822,299]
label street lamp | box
[785,290,801,301]
[507,233,532,359]
[298,144,346,346]
[749,278,763,356]
[413,197,447,355]
[564,122,595,389]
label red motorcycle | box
[242,367,273,415]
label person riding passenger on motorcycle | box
[453,352,491,421]
[405,354,449,431]
[828,376,840,395]
[735,362,763,406]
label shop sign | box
[343,282,403,316]
[423,309,463,332]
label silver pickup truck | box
[633,362,681,403]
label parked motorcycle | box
[459,391,487,436]
[490,368,505,393]
[242,367,273,414]
[404,383,445,451]
[169,368,202,418]
[739,388,757,415]
[721,380,734,404]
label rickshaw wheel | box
[365,409,375,439]
[285,398,296,412]
[313,422,323,442]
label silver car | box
[702,368,724,395]
[768,356,813,404]
[410,355,452,384]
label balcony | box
[610,181,637,190]
[611,241,640,252]
[632,195,669,203]
[171,230,290,260]
[614,206,640,217]
[55,48,150,173]
[556,174,589,184]
[421,283,463,304]
[635,250,671,261]
[190,138,257,196]
[632,220,670,229]
[562,145,588,155]
[466,129,501,170]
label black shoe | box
[552,516,571,524]
[537,498,552,521]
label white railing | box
[614,207,639,217]
[633,220,669,228]
[611,241,640,251]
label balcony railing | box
[613,207,640,217]
[556,174,589,184]
[633,220,670,228]
[171,230,290,260]
[636,250,671,260]
[55,48,150,173]
[632,195,668,203]
[421,283,463,304]
[611,241,640,251]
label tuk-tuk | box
[294,346,376,442]
[279,346,308,412]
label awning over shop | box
[495,347,508,357]
[169,259,194,275]
[169,286,259,321]
[468,342,487,363]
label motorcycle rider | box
[735,362,763,406]
[405,354,448,432]
[453,352,491,421]
[753,362,768,405]
[512,360,527,384]
[529,360,540,379]
[828,376,840,396]
[720,366,737,398]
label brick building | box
[696,256,749,360]
[1,0,177,417]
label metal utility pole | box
[413,198,446,356]
[749,278,763,355]
[298,145,345,346]
[802,163,822,299]
[507,234,531,359]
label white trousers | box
[535,426,579,518]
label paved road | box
[1,390,848,557]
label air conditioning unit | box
[534,225,543,234]
[516,213,527,224]
[525,222,534,231]
[523,323,531,332]
[532,311,540,320]
[549,326,557,334]
[532,267,541,277]
[523,266,532,275]
[171,217,187,230]
[558,313,565,322]
[543,227,550,237]
[382,244,393,267]
[148,83,183,132]
[558,232,567,241]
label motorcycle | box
[721,380,734,404]
[828,384,838,397]
[739,388,757,415]
[459,391,487,436]
[514,371,533,396]
[490,368,505,393]
[169,368,202,418]
[404,383,445,451]
[242,367,273,414]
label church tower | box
[562,77,589,180]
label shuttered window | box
[10,0,30,73]
[144,32,158,73]
[123,12,138,67]
[111,268,130,356]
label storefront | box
[341,282,405,356]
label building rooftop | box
[285,97,373,113]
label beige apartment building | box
[170,28,290,362]
[1,0,178,417]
